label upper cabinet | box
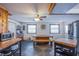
[0,7,8,33]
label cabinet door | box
[0,8,3,33]
[0,8,8,33]
[0,8,2,23]
[2,9,8,33]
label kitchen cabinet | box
[0,7,8,33]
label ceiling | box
[52,3,77,14]
[0,3,79,23]
[0,3,49,17]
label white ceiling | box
[0,3,48,17]
[0,3,79,23]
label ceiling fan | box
[34,14,47,21]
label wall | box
[22,21,66,40]
[8,19,21,38]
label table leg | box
[19,41,22,56]
[72,48,77,56]
[50,41,52,46]
[33,41,34,46]
[33,41,36,47]
[54,43,56,56]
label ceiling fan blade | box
[40,16,46,18]
[40,18,43,20]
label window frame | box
[27,24,37,34]
[49,24,60,34]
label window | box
[50,24,59,34]
[65,25,68,34]
[27,24,36,34]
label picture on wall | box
[41,24,46,29]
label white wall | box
[8,19,21,38]
[22,21,66,40]
[37,22,49,35]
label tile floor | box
[21,40,54,56]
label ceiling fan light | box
[34,18,40,22]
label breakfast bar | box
[54,38,77,56]
[0,38,22,56]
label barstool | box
[0,47,12,56]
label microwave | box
[0,32,14,41]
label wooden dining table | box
[32,36,54,46]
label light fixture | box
[34,14,40,21]
[34,18,40,22]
